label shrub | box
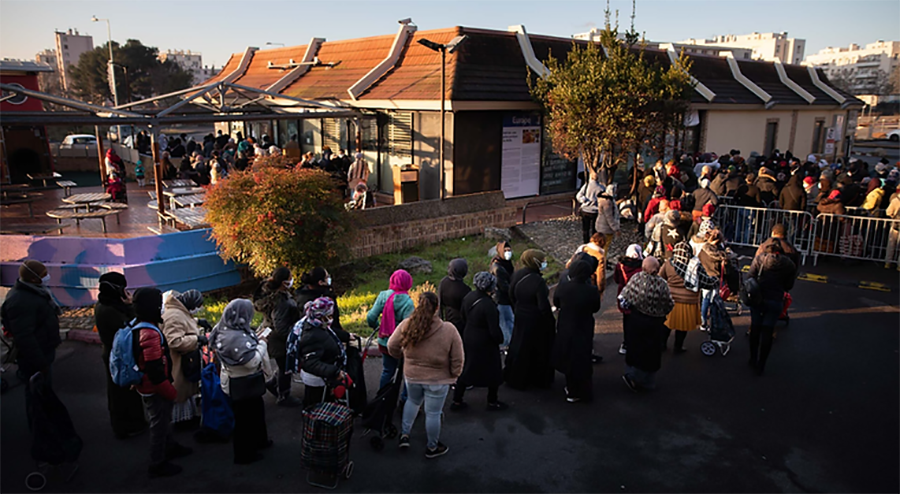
[205,155,352,278]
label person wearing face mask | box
[252,267,302,407]
[295,267,344,334]
[292,297,350,407]
[162,289,207,428]
[489,242,515,349]
[95,272,147,439]
[504,250,556,390]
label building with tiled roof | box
[201,22,862,201]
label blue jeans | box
[401,381,450,449]
[380,353,408,402]
[497,304,514,347]
[700,288,716,326]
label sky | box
[1,0,899,69]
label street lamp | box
[92,15,120,145]
[417,35,466,199]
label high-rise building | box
[54,28,94,92]
[572,29,754,60]
[804,41,900,95]
[678,32,805,65]
[158,49,215,85]
[34,49,60,93]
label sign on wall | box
[501,113,541,199]
[540,143,577,195]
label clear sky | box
[2,0,898,68]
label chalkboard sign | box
[540,138,577,195]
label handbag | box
[181,348,202,383]
[739,276,762,307]
[228,371,266,400]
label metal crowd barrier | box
[810,214,900,266]
[714,205,815,265]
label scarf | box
[380,269,412,338]
[21,280,63,315]
[618,271,675,318]
[304,297,334,328]
[670,242,718,291]
[210,299,259,367]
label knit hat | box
[19,260,47,284]
[803,176,815,187]
[702,203,716,218]
[473,271,497,293]
[176,289,204,311]
[133,287,163,324]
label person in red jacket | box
[614,245,644,355]
[132,288,192,478]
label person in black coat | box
[489,242,515,347]
[438,258,471,336]
[747,241,796,375]
[450,272,507,411]
[736,173,762,207]
[252,267,302,407]
[504,250,555,390]
[95,272,148,439]
[551,260,602,403]
[294,267,344,334]
[779,174,807,212]
[295,297,350,407]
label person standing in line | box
[618,256,674,391]
[210,299,272,464]
[388,292,463,458]
[504,250,556,390]
[489,241,515,349]
[659,242,718,353]
[885,190,900,271]
[367,269,415,399]
[576,172,605,243]
[691,178,718,221]
[614,245,644,355]
[95,272,148,439]
[595,183,621,248]
[132,288,193,478]
[291,297,349,408]
[577,232,608,297]
[161,290,206,428]
[294,267,344,333]
[252,267,302,407]
[551,260,602,403]
[438,259,471,336]
[450,272,507,412]
[746,242,796,375]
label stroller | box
[700,295,736,357]
[359,333,402,451]
[301,377,355,489]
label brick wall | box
[350,192,518,258]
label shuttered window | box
[323,118,342,151]
[388,112,413,157]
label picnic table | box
[45,208,121,233]
[27,172,62,188]
[62,193,112,212]
[163,187,205,209]
[1,184,31,199]
[162,179,196,188]
[56,180,78,196]
[170,207,208,229]
[172,194,205,208]
[0,196,35,217]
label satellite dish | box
[2,83,27,105]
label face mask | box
[540,261,548,271]
[41,274,51,285]
[504,251,513,261]
[286,278,294,289]
[326,277,332,286]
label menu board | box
[540,143,577,195]
[501,113,541,199]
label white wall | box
[704,108,847,158]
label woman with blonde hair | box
[387,292,463,459]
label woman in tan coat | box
[162,289,206,427]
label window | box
[764,120,778,157]
[323,118,343,151]
[63,44,68,49]
[387,112,413,157]
[812,119,826,154]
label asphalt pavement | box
[1,262,898,493]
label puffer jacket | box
[816,197,846,216]
[135,323,176,400]
[0,281,61,376]
[594,195,620,234]
[297,322,349,385]
[576,179,605,214]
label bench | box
[173,194,205,208]
[97,202,128,224]
[0,196,34,217]
[27,172,62,188]
[1,223,72,235]
[56,180,78,196]
[45,209,122,233]
[170,207,208,229]
[162,179,196,188]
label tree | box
[205,155,353,277]
[69,39,192,105]
[529,0,694,183]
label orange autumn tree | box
[205,155,352,277]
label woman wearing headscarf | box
[659,241,719,353]
[438,258,471,336]
[290,297,349,407]
[551,259,602,403]
[210,299,272,464]
[252,266,301,407]
[367,269,415,394]
[387,292,463,458]
[489,241,515,348]
[614,244,644,356]
[450,272,506,411]
[504,249,556,390]
[95,272,147,439]
[162,289,206,428]
[295,267,343,334]
[595,183,620,248]
[619,256,675,391]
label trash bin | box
[392,165,419,204]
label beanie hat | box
[803,176,815,187]
[19,260,47,284]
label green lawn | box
[197,233,560,338]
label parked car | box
[60,134,97,148]
[888,129,900,142]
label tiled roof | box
[736,59,808,105]
[687,55,760,105]
[781,64,843,105]
[237,45,308,90]
[202,53,242,85]
[360,28,461,101]
[0,59,54,73]
[448,28,531,101]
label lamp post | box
[92,15,120,145]
[417,35,467,200]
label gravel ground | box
[515,215,644,272]
[59,306,95,331]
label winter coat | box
[816,198,846,216]
[710,174,728,197]
[779,175,807,211]
[504,268,556,390]
[161,294,201,403]
[295,285,344,333]
[659,261,699,305]
[691,186,718,211]
[551,273,601,379]
[576,179,604,214]
[458,290,504,387]
[95,298,133,356]
[757,174,779,205]
[297,322,348,385]
[367,289,415,348]
[699,243,728,278]
[438,276,471,335]
[661,223,685,260]
[252,283,299,359]
[387,313,464,385]
[489,256,514,306]
[725,174,743,196]
[614,257,643,314]
[595,195,620,235]
[0,281,61,376]
[135,323,176,401]
[736,183,762,207]
[579,243,607,294]
[748,252,796,302]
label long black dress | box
[95,300,147,439]
[551,263,601,380]
[504,267,556,390]
[624,310,667,374]
[438,276,470,336]
[458,290,504,388]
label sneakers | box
[398,434,410,449]
[277,395,302,407]
[449,401,468,411]
[165,442,193,460]
[148,461,182,478]
[699,324,710,333]
[486,401,509,411]
[425,442,449,459]
[622,375,639,393]
[618,344,627,355]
